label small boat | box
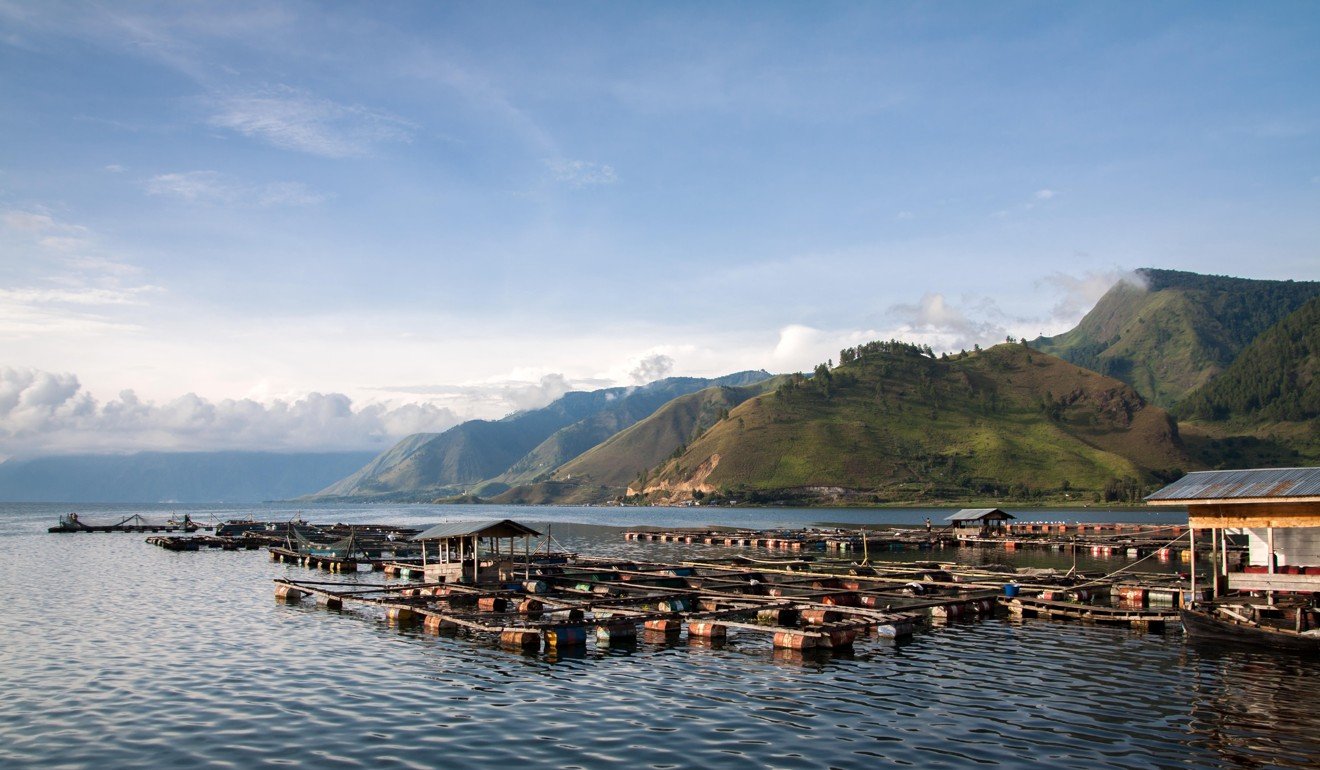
[1181,604,1320,652]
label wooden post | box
[1188,525,1196,608]
[1210,527,1219,598]
[1221,527,1230,582]
[1267,526,1275,606]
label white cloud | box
[546,158,618,187]
[0,367,460,458]
[886,293,1007,350]
[145,171,325,206]
[1034,189,1057,200]
[145,171,230,202]
[375,373,584,415]
[3,210,62,232]
[0,286,156,307]
[0,206,158,339]
[1037,269,1141,328]
[207,85,414,158]
[628,353,674,384]
[896,210,915,220]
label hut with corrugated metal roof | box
[946,508,1014,535]
[1146,467,1320,601]
[411,519,541,583]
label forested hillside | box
[1032,269,1320,407]
[636,341,1194,505]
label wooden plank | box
[1185,501,1320,529]
[1227,573,1320,592]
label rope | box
[1067,530,1192,590]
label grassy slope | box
[478,373,772,493]
[1033,269,1320,408]
[488,379,782,504]
[314,372,772,500]
[642,344,1195,503]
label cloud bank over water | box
[0,367,459,459]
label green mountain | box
[1175,295,1320,465]
[475,372,772,495]
[637,341,1195,505]
[310,372,770,500]
[490,377,785,504]
[1031,269,1320,408]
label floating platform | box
[49,513,204,534]
[1002,596,1180,627]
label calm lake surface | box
[2,502,1317,769]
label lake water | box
[2,502,1317,769]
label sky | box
[1,1,1318,458]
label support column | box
[1267,526,1275,606]
[1210,527,1219,598]
[1188,525,1196,608]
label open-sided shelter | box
[1146,467,1320,601]
[412,519,542,583]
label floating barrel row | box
[1004,523,1189,537]
[269,548,358,573]
[625,531,814,550]
[275,573,914,656]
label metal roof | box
[946,508,1015,522]
[1145,467,1320,502]
[411,519,542,541]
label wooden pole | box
[1267,526,1275,606]
[1219,528,1230,586]
[1211,526,1219,598]
[1188,525,1196,608]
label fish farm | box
[112,514,1220,656]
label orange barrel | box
[687,622,727,639]
[773,631,817,650]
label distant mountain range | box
[308,371,772,501]
[0,451,377,503]
[8,267,1316,506]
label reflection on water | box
[1,502,1316,769]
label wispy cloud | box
[546,158,618,187]
[1037,269,1140,328]
[0,207,158,337]
[206,85,414,158]
[145,171,325,206]
[376,373,589,415]
[0,367,461,457]
[886,293,1007,350]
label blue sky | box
[1,1,1317,455]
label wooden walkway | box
[1001,596,1180,627]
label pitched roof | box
[1146,467,1320,503]
[946,508,1014,521]
[411,519,542,541]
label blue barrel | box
[1004,583,1020,597]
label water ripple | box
[2,505,1319,769]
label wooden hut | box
[1146,467,1320,602]
[412,519,542,583]
[946,508,1014,536]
